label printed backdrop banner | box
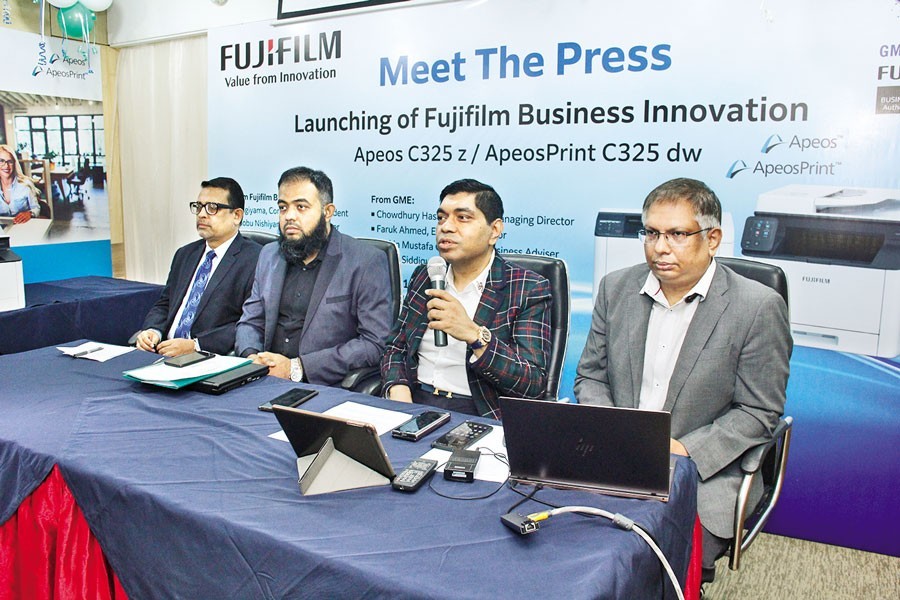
[2,27,102,101]
[208,0,900,365]
[1,28,109,283]
[209,0,899,556]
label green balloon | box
[57,3,96,41]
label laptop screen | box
[499,397,672,500]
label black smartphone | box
[258,387,319,412]
[164,350,214,368]
[391,410,451,441]
[431,420,493,451]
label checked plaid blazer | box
[381,254,552,418]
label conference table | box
[0,344,700,599]
[0,276,162,355]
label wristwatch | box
[290,357,304,382]
[469,325,492,350]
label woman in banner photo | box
[0,144,41,223]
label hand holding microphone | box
[426,256,448,347]
[425,256,488,352]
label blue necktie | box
[174,250,216,339]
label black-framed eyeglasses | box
[189,201,233,216]
[637,228,712,246]
[0,158,16,167]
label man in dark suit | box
[381,179,552,419]
[574,177,791,583]
[234,166,393,386]
[135,177,261,356]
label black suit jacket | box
[142,233,262,354]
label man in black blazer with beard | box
[135,177,261,357]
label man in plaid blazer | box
[381,179,552,418]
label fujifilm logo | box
[220,30,341,71]
[802,276,830,285]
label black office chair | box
[499,254,570,400]
[67,171,88,205]
[38,199,51,219]
[241,230,278,246]
[717,256,794,570]
[340,238,401,395]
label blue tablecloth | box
[0,276,162,355]
[0,344,697,599]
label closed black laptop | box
[189,362,268,395]
[499,397,673,501]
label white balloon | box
[79,0,114,11]
[46,0,79,8]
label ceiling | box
[0,91,95,112]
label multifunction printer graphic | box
[741,185,900,358]
[593,210,734,301]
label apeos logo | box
[787,135,839,151]
[729,132,843,177]
[760,134,784,153]
[725,160,749,178]
[725,157,837,178]
[758,132,840,154]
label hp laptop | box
[499,397,673,501]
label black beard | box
[279,213,329,266]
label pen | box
[73,346,102,358]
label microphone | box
[426,256,448,347]
[684,293,701,304]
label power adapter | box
[501,512,539,535]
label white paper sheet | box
[322,401,412,436]
[124,354,249,383]
[269,401,412,441]
[58,342,135,363]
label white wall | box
[107,0,277,46]
[107,0,453,47]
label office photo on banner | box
[1,24,110,285]
[209,0,899,555]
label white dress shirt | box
[416,251,493,396]
[638,260,717,412]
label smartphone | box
[391,410,451,441]
[164,350,214,368]
[431,420,494,451]
[258,387,319,412]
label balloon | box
[57,3,96,41]
[79,0,113,10]
[47,0,79,8]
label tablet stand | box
[296,437,390,495]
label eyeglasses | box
[0,159,15,167]
[637,228,712,246]
[189,201,233,216]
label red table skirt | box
[0,466,128,600]
[686,515,703,599]
[0,465,701,599]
